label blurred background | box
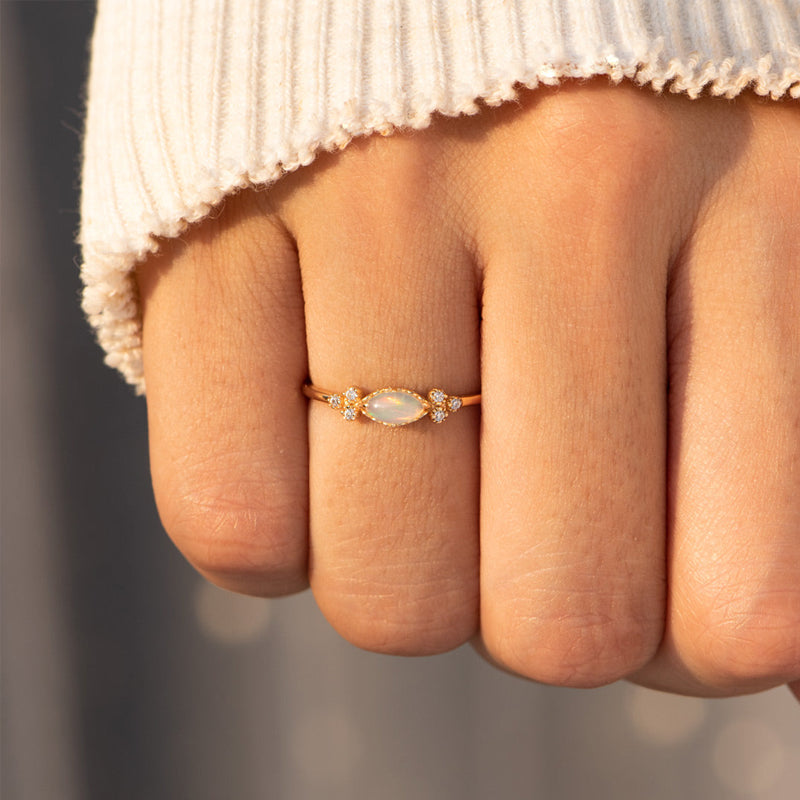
[2,2,799,799]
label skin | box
[136,80,800,699]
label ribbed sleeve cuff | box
[79,0,800,391]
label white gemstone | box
[329,395,342,409]
[432,408,447,423]
[431,390,446,404]
[345,387,359,402]
[343,407,357,421]
[363,390,427,426]
[449,397,463,411]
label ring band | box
[303,383,481,427]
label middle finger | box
[477,100,673,686]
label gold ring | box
[303,383,481,427]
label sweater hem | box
[80,61,800,393]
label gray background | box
[2,2,799,799]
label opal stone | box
[364,390,427,426]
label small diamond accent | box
[449,397,463,412]
[432,408,447,423]
[329,395,342,409]
[343,407,357,421]
[431,390,446,404]
[345,387,359,402]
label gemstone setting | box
[363,389,428,427]
[305,382,474,426]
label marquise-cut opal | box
[364,390,427,426]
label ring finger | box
[277,134,482,655]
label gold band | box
[303,383,480,427]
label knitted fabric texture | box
[79,0,800,391]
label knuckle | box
[485,603,662,688]
[536,95,668,188]
[520,94,685,238]
[317,579,478,657]
[682,591,800,689]
[318,133,441,212]
[157,480,307,597]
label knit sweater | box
[79,0,800,392]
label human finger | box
[136,190,310,596]
[275,135,482,655]
[636,101,800,695]
[476,86,676,686]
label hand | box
[135,80,800,698]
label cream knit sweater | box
[79,0,800,392]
